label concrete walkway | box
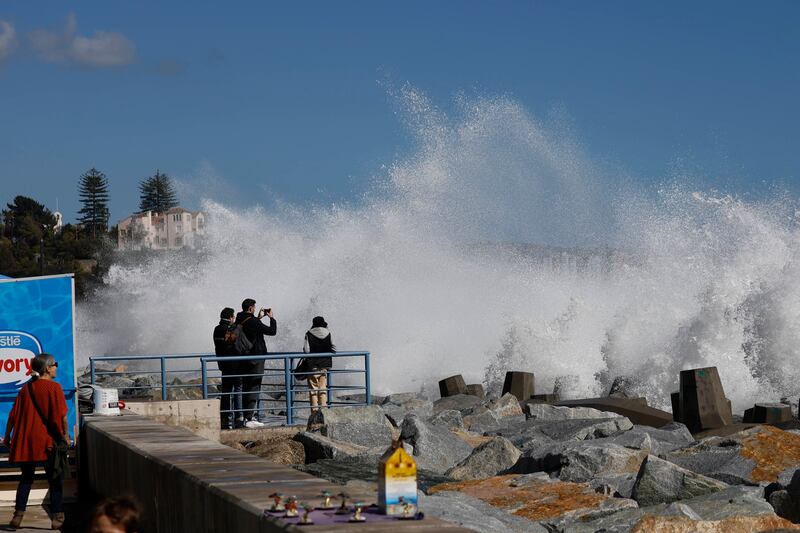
[83,413,470,532]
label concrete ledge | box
[82,413,469,532]
[124,399,221,442]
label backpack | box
[230,317,254,355]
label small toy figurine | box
[335,492,350,515]
[349,502,366,523]
[285,496,299,518]
[268,492,285,512]
[318,490,335,510]
[298,504,315,525]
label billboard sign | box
[0,275,78,438]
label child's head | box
[90,496,141,533]
[312,316,328,328]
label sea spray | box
[77,89,800,412]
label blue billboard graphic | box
[0,275,77,438]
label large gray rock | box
[524,403,623,421]
[381,392,422,405]
[428,409,465,430]
[511,441,648,483]
[432,394,483,415]
[418,490,547,533]
[656,485,777,520]
[495,417,633,450]
[381,398,433,427]
[567,485,777,532]
[400,414,473,474]
[307,405,393,448]
[631,422,694,456]
[632,455,729,506]
[445,437,522,480]
[486,393,524,418]
[292,431,378,463]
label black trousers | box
[16,462,63,513]
[242,360,265,420]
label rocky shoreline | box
[234,379,800,532]
[90,365,800,532]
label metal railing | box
[88,351,371,426]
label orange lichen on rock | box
[451,430,493,448]
[429,475,613,521]
[738,425,800,482]
[631,514,800,533]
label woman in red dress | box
[4,353,69,530]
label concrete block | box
[742,403,793,424]
[465,384,485,399]
[678,367,732,433]
[556,397,673,428]
[530,393,559,404]
[124,399,221,442]
[439,375,467,398]
[502,371,534,401]
[671,392,681,423]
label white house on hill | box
[117,208,205,250]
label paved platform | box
[83,413,470,532]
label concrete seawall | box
[82,413,469,532]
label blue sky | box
[1,2,798,224]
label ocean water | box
[78,88,800,412]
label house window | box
[177,224,183,232]
[175,236,183,247]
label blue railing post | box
[201,358,208,399]
[89,357,96,385]
[284,357,294,425]
[327,357,333,407]
[364,352,371,405]
[160,357,167,401]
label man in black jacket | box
[236,298,277,428]
[213,307,243,430]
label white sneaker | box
[244,419,264,428]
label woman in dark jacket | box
[213,307,243,429]
[302,316,336,409]
[4,353,68,530]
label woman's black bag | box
[294,358,311,381]
[27,382,69,480]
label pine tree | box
[138,170,178,213]
[77,168,110,239]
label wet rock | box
[432,394,483,415]
[400,414,473,474]
[294,455,452,492]
[306,405,393,448]
[632,422,695,455]
[608,375,640,398]
[666,425,800,486]
[665,485,777,520]
[428,409,465,430]
[486,392,524,418]
[629,515,799,532]
[429,474,638,531]
[632,455,729,506]
[511,441,648,483]
[381,392,421,405]
[335,393,386,404]
[463,409,501,433]
[380,398,433,427]
[524,403,623,421]
[293,431,378,463]
[445,437,522,481]
[418,490,546,533]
